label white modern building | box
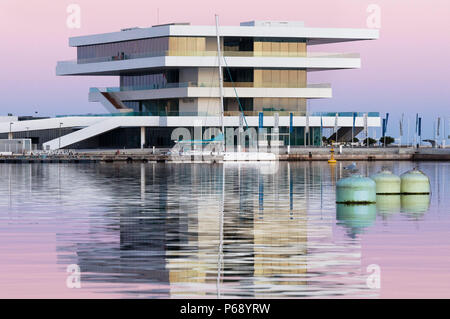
[0,20,380,150]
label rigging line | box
[197,63,216,126]
[203,66,216,123]
[222,56,249,129]
[217,164,225,299]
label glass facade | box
[224,97,306,114]
[223,37,253,52]
[117,67,306,90]
[168,37,207,55]
[254,69,306,88]
[77,37,170,62]
[276,127,321,146]
[68,128,141,149]
[123,99,179,115]
[254,37,306,57]
[223,68,253,87]
[0,126,322,150]
[120,70,179,90]
[224,98,253,112]
[222,68,306,88]
[253,98,306,113]
[76,36,307,62]
[145,128,176,147]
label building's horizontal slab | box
[57,55,361,76]
[69,24,379,47]
[0,116,18,123]
[1,115,380,135]
[89,86,333,101]
[2,114,381,150]
[0,117,105,134]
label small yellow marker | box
[328,146,337,164]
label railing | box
[223,83,333,89]
[90,82,332,93]
[59,51,360,65]
[57,111,303,117]
[311,112,380,117]
[306,83,332,89]
[90,82,196,93]
[56,112,210,118]
[56,110,379,118]
[224,111,307,117]
[223,82,253,88]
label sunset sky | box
[1,0,449,139]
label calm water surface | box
[0,161,449,298]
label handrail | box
[89,83,332,93]
[56,111,379,118]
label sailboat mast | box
[215,15,225,140]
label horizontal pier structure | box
[0,153,169,164]
[0,148,449,163]
[280,148,450,161]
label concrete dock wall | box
[0,147,449,163]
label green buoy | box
[336,175,376,204]
[400,168,430,194]
[370,170,401,195]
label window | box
[223,37,253,52]
[120,70,179,90]
[77,37,170,62]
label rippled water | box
[0,161,449,298]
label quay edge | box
[0,148,449,163]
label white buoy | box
[370,169,401,194]
[336,175,376,204]
[400,168,430,194]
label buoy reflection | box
[336,204,376,238]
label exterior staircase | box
[328,126,363,142]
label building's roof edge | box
[69,25,379,47]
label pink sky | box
[0,0,449,138]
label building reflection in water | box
[53,162,380,298]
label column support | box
[140,127,146,149]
